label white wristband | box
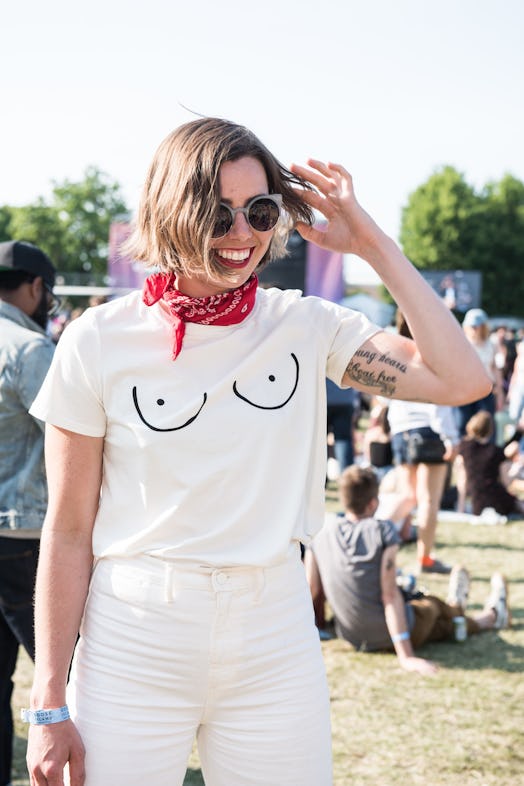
[392,631,410,643]
[21,706,70,725]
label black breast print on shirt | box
[132,388,207,432]
[232,352,299,409]
[132,352,299,431]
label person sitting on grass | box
[455,410,524,517]
[305,466,511,675]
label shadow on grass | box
[419,633,524,673]
[183,768,205,785]
[438,540,524,553]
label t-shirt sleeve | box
[29,312,106,437]
[314,298,382,386]
[379,518,401,548]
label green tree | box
[51,166,129,279]
[1,168,129,283]
[0,206,13,241]
[399,167,524,316]
[475,175,524,314]
[399,166,480,270]
[8,200,67,270]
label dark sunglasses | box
[43,282,62,315]
[212,194,282,238]
[22,274,62,315]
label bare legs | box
[414,463,448,563]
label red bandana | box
[142,272,258,360]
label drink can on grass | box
[453,615,467,642]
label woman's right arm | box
[27,425,104,786]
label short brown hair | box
[338,466,379,516]
[125,117,314,285]
[465,410,494,440]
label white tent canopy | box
[339,293,395,327]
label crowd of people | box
[330,307,524,543]
[319,306,522,664]
[0,117,519,786]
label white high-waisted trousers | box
[66,546,333,786]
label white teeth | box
[217,249,250,261]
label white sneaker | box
[447,565,470,612]
[485,572,511,629]
[479,507,508,526]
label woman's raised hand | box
[290,160,388,259]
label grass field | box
[12,488,524,785]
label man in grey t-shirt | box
[305,466,509,676]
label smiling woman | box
[189,156,276,294]
[126,117,312,292]
[25,116,491,786]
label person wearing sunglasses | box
[0,240,58,786]
[26,117,491,786]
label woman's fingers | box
[290,162,333,195]
[291,160,354,204]
[291,186,327,212]
[291,189,338,226]
[294,221,330,248]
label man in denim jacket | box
[0,241,56,786]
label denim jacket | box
[0,301,55,531]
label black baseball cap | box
[0,240,56,290]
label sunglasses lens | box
[212,205,233,238]
[48,295,61,316]
[212,197,280,237]
[248,197,280,232]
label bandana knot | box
[142,273,258,360]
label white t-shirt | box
[31,287,379,566]
[474,340,495,380]
[387,400,459,444]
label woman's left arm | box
[290,160,492,405]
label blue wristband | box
[21,706,70,725]
[392,631,410,643]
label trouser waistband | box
[95,543,302,602]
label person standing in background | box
[508,338,524,425]
[326,378,359,473]
[491,324,516,396]
[457,309,504,439]
[0,241,57,786]
[387,312,460,575]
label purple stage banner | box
[304,238,344,301]
[108,223,147,290]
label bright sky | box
[3,0,523,283]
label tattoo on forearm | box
[345,348,408,396]
[386,558,394,571]
[346,361,397,396]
